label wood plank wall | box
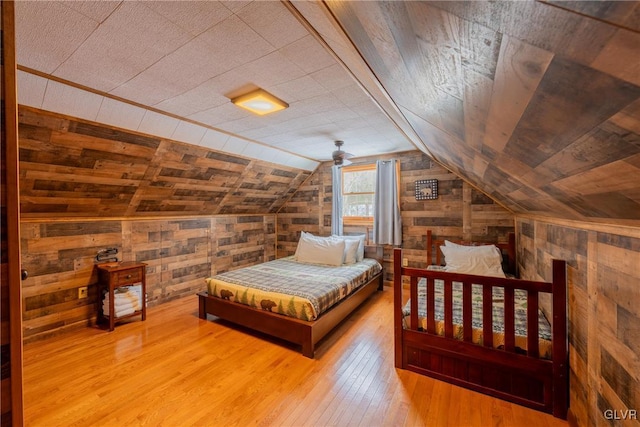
[18,107,311,218]
[277,151,515,285]
[516,217,640,427]
[20,215,276,342]
[16,107,302,342]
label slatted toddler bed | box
[393,231,568,418]
[198,232,383,358]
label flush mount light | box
[231,89,288,116]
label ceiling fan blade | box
[331,140,353,165]
[332,150,354,159]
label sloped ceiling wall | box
[18,107,311,218]
[295,0,640,226]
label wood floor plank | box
[23,290,569,427]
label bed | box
[198,233,383,358]
[394,231,568,418]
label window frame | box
[341,163,376,225]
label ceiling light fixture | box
[231,89,288,116]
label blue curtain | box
[373,159,402,245]
[331,165,343,236]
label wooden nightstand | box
[97,262,147,331]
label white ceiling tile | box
[15,1,99,73]
[273,75,327,103]
[279,35,336,73]
[259,144,282,159]
[236,1,308,49]
[332,84,373,107]
[138,111,180,139]
[241,125,285,140]
[116,16,292,108]
[154,79,230,117]
[110,37,231,106]
[292,157,320,171]
[319,107,360,123]
[222,1,252,13]
[275,140,327,159]
[354,101,386,118]
[240,142,265,158]
[222,136,249,156]
[54,2,192,92]
[172,121,208,145]
[278,156,298,168]
[17,71,47,109]
[248,144,300,167]
[144,1,233,36]
[260,149,281,164]
[270,114,332,136]
[260,150,281,165]
[294,92,344,116]
[200,129,231,151]
[95,97,146,131]
[214,115,276,134]
[64,1,121,22]
[286,155,316,170]
[188,103,246,127]
[197,15,275,68]
[229,50,307,89]
[41,80,103,122]
[311,64,357,92]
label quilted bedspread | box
[403,271,553,359]
[206,257,382,321]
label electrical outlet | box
[402,258,408,267]
[78,286,88,299]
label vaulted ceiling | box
[14,1,640,225]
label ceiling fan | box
[332,140,354,166]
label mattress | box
[402,269,553,359]
[206,257,382,321]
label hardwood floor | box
[23,289,568,427]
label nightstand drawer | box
[115,268,142,285]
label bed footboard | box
[393,248,568,418]
[199,270,382,358]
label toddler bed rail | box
[393,247,568,418]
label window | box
[342,164,376,224]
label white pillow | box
[295,231,355,264]
[295,235,345,266]
[342,238,360,264]
[440,244,505,278]
[332,234,366,262]
[443,240,503,260]
[295,231,327,258]
[295,232,360,264]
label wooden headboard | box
[364,245,383,264]
[425,230,517,276]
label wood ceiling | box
[14,1,640,225]
[295,0,640,225]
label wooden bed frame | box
[198,246,384,359]
[394,231,568,418]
